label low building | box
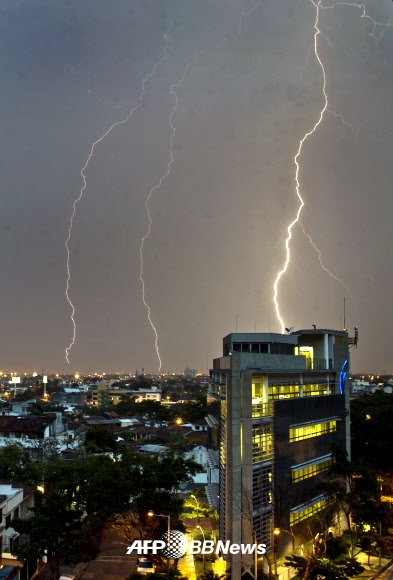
[0,482,35,566]
[131,386,161,403]
[139,444,167,455]
[91,384,127,406]
[82,417,121,432]
[51,390,86,406]
[11,400,36,415]
[0,413,68,450]
[185,445,209,484]
[130,425,160,441]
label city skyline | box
[1,1,393,374]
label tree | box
[182,490,210,524]
[112,450,200,572]
[12,490,87,580]
[11,454,139,579]
[0,444,32,481]
[351,393,393,469]
[285,554,364,580]
[85,425,118,453]
[319,444,382,558]
[3,443,200,577]
[28,401,54,415]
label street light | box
[191,494,200,524]
[273,528,296,579]
[273,528,281,580]
[148,511,171,575]
[197,525,206,570]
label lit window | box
[268,384,300,400]
[290,494,328,526]
[253,423,273,462]
[289,417,339,442]
[303,383,329,397]
[291,455,333,482]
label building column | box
[324,333,329,370]
[263,375,269,404]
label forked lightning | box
[273,0,391,332]
[139,62,192,373]
[65,37,169,364]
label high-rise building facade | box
[210,329,350,577]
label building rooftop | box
[0,480,35,500]
[223,332,298,344]
[0,414,58,435]
[293,328,347,336]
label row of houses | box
[0,410,218,490]
[0,399,223,579]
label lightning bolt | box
[321,1,393,40]
[273,0,391,332]
[298,221,352,298]
[65,36,169,364]
[139,61,193,373]
[233,2,261,39]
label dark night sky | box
[1,0,393,374]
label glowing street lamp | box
[148,510,171,574]
[197,525,206,569]
[191,494,200,524]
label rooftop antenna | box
[236,314,238,332]
[343,297,347,331]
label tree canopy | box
[350,392,393,469]
[9,449,199,578]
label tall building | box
[184,366,197,378]
[210,328,350,577]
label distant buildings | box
[91,383,161,405]
[210,329,350,577]
[184,366,197,378]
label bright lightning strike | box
[65,36,169,364]
[139,62,192,373]
[273,0,328,333]
[273,0,391,333]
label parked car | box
[136,557,155,575]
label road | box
[79,530,137,580]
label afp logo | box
[126,531,188,558]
